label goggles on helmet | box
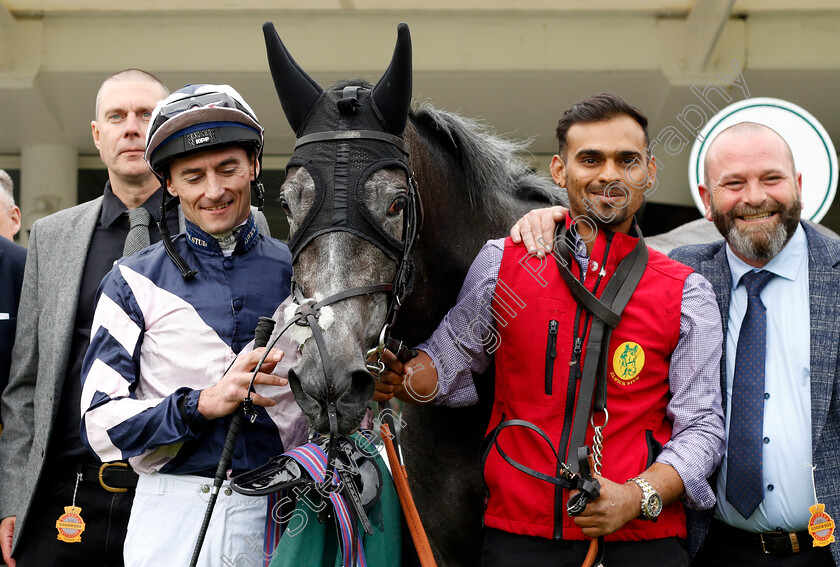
[145,84,267,281]
[145,84,264,179]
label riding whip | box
[189,316,276,567]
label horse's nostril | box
[287,367,301,390]
[337,369,375,404]
[351,369,374,392]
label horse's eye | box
[279,195,291,216]
[388,196,407,216]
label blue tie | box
[726,269,774,518]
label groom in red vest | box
[376,93,726,567]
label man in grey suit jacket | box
[0,68,171,567]
[0,69,272,567]
[669,123,839,566]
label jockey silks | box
[484,217,693,542]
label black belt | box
[77,461,138,493]
[711,519,811,556]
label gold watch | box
[629,477,662,521]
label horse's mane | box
[328,79,562,222]
[410,103,562,221]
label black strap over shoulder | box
[553,222,648,472]
[553,224,648,330]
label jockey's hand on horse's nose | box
[197,347,287,420]
[510,205,568,258]
[571,474,640,537]
[373,348,406,402]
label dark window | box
[5,169,21,205]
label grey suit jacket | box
[0,195,270,549]
[670,222,840,565]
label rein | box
[290,283,394,484]
[195,283,396,567]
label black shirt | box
[50,182,180,460]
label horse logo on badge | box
[611,341,645,385]
[56,505,86,543]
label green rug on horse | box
[269,434,402,567]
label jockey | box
[80,84,307,567]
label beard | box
[580,181,636,228]
[710,193,801,261]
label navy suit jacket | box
[0,236,26,424]
[670,222,840,565]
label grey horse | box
[262,21,837,567]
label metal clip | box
[242,398,258,424]
[364,325,390,381]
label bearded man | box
[670,122,840,567]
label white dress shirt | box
[716,224,814,532]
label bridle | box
[222,128,423,567]
[247,127,422,485]
[291,127,422,341]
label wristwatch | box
[629,477,662,521]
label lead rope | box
[366,333,437,566]
[381,423,437,567]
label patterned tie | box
[123,207,152,257]
[726,269,774,518]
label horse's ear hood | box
[371,23,412,136]
[263,21,324,136]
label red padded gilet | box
[484,219,693,541]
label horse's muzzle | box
[287,367,375,435]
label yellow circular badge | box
[611,342,645,385]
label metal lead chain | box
[591,427,604,476]
[590,409,609,476]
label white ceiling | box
[1,0,839,209]
[3,0,839,13]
